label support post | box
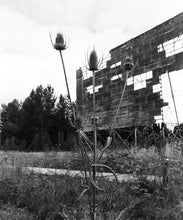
[167,71,179,126]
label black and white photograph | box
[0,0,183,219]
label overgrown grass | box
[0,141,183,219]
[0,153,183,219]
[0,168,85,219]
[0,150,79,168]
[0,146,164,174]
[0,167,183,219]
[0,203,35,220]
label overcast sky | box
[0,0,183,125]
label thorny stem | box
[78,133,92,217]
[92,70,97,220]
[59,50,76,123]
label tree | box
[1,99,21,147]
[0,85,74,151]
[20,85,57,150]
[50,95,73,149]
[1,99,21,125]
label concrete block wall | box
[76,12,183,132]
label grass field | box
[0,142,183,219]
[0,150,79,168]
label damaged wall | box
[76,12,183,132]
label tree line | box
[0,85,74,151]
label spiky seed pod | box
[87,48,102,71]
[50,32,68,51]
[54,33,66,50]
[124,56,134,71]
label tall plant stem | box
[59,50,75,121]
[92,70,97,220]
[78,133,92,216]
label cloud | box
[1,0,183,34]
[0,4,72,104]
[0,0,94,27]
[0,0,183,113]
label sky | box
[0,0,183,126]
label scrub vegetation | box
[0,140,183,219]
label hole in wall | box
[111,74,122,81]
[127,71,153,90]
[153,84,161,93]
[86,84,103,94]
[110,61,121,69]
[158,34,183,57]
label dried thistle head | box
[124,56,134,71]
[87,47,103,71]
[49,31,68,51]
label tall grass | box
[1,162,183,219]
[0,203,35,220]
[0,139,183,219]
[0,150,79,168]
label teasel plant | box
[77,53,136,219]
[49,33,120,218]
[77,52,137,219]
[88,48,102,220]
[49,31,75,125]
[75,48,119,220]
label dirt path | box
[22,166,161,183]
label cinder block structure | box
[76,12,183,132]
